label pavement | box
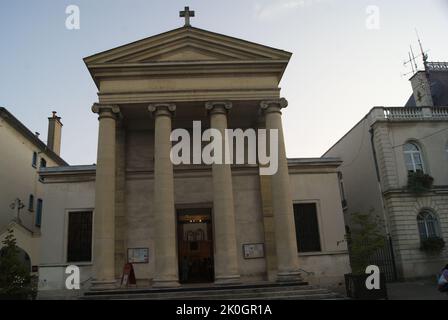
[387,279,448,300]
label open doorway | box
[177,208,214,284]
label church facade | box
[37,23,350,297]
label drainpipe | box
[370,120,399,281]
[369,127,390,235]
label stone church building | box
[37,14,349,296]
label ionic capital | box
[260,98,288,114]
[92,103,120,120]
[205,101,232,115]
[148,103,176,117]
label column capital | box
[148,103,176,117]
[260,98,288,114]
[92,103,120,115]
[205,101,232,115]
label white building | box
[324,61,448,279]
[0,108,67,271]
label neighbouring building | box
[37,11,350,297]
[0,108,67,272]
[324,60,448,280]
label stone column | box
[260,98,301,282]
[148,103,180,288]
[91,103,120,289]
[205,101,240,284]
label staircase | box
[82,282,345,300]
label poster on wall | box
[243,243,265,259]
[127,248,149,264]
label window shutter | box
[35,199,43,227]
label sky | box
[1,0,447,165]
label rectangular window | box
[28,194,34,212]
[32,152,37,168]
[35,199,43,227]
[338,172,348,209]
[67,211,93,263]
[40,158,47,168]
[293,203,322,253]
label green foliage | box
[420,237,445,253]
[346,212,385,275]
[407,171,434,194]
[0,229,37,300]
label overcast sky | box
[1,0,447,165]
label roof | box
[40,165,95,175]
[287,157,342,166]
[0,107,68,166]
[0,220,36,238]
[406,63,448,107]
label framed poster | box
[243,243,265,259]
[127,248,149,264]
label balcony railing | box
[381,107,448,120]
[427,62,448,72]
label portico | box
[89,98,301,288]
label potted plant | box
[407,171,434,194]
[420,237,445,254]
[345,212,388,300]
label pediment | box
[84,27,292,65]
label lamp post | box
[10,198,25,224]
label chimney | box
[410,70,434,107]
[47,111,63,155]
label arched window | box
[417,210,440,240]
[404,142,424,173]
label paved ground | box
[387,279,448,300]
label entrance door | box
[177,208,214,284]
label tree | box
[0,229,37,300]
[346,212,385,275]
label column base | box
[276,271,303,283]
[214,275,241,285]
[90,279,118,291]
[152,279,181,288]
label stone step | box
[82,283,345,300]
[90,288,329,300]
[133,291,340,300]
[84,284,311,298]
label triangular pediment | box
[84,27,292,65]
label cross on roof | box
[179,6,195,27]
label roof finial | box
[180,6,195,27]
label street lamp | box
[10,198,25,224]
